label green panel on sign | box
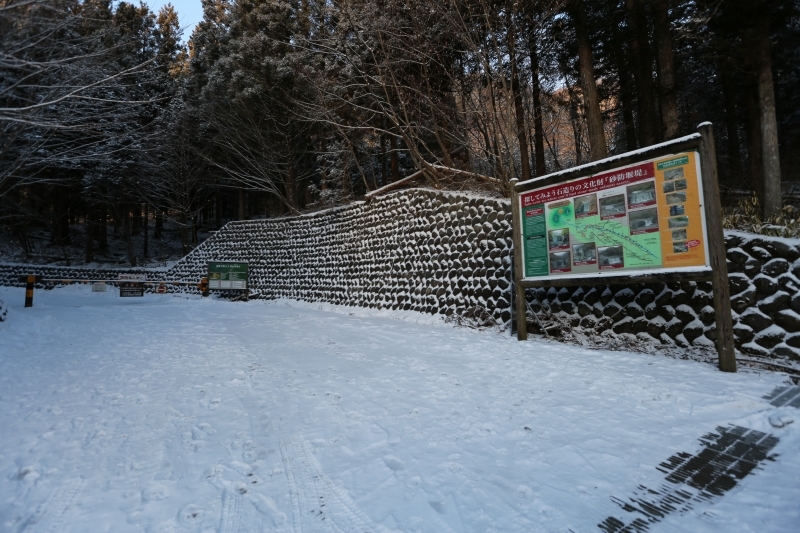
[521,203,549,277]
[657,156,689,170]
[208,262,249,289]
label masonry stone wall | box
[1,189,799,360]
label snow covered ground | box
[0,285,798,533]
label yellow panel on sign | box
[654,152,708,269]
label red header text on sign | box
[521,162,655,207]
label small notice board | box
[118,274,145,297]
[208,262,248,289]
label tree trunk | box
[506,2,532,182]
[97,202,108,251]
[154,210,163,239]
[179,213,190,254]
[572,0,608,161]
[381,134,388,186]
[215,187,222,228]
[720,59,743,184]
[123,206,137,267]
[652,0,678,140]
[625,0,658,147]
[143,202,149,257]
[51,187,71,246]
[528,35,547,176]
[753,9,782,217]
[741,29,765,205]
[84,207,93,263]
[390,135,400,182]
[132,203,142,236]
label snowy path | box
[0,286,798,533]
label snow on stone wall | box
[167,189,516,323]
[1,189,798,360]
[0,296,6,322]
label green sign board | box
[208,262,248,289]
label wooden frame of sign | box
[510,123,736,372]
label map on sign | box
[208,262,248,289]
[519,152,709,278]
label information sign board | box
[208,262,248,289]
[118,273,145,297]
[119,282,145,297]
[519,151,709,279]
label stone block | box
[634,288,655,307]
[739,307,772,331]
[699,305,716,326]
[730,287,757,314]
[764,240,800,261]
[726,247,750,264]
[626,302,645,319]
[647,319,666,338]
[748,245,772,261]
[655,289,672,307]
[744,258,762,277]
[752,274,778,296]
[613,317,636,335]
[753,325,786,349]
[614,288,636,306]
[675,304,697,324]
[583,287,601,305]
[758,291,791,315]
[665,317,684,338]
[659,304,676,321]
[577,301,593,317]
[600,287,614,306]
[784,332,800,348]
[740,342,772,356]
[774,309,800,332]
[727,273,752,295]
[772,344,800,360]
[762,258,790,277]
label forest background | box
[1,0,798,267]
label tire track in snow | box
[280,439,304,533]
[23,478,84,533]
[280,436,386,533]
[219,489,243,533]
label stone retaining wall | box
[1,189,798,361]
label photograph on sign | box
[208,262,249,289]
[519,151,709,280]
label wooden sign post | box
[510,123,736,372]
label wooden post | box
[24,275,35,307]
[509,179,528,340]
[698,123,737,372]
